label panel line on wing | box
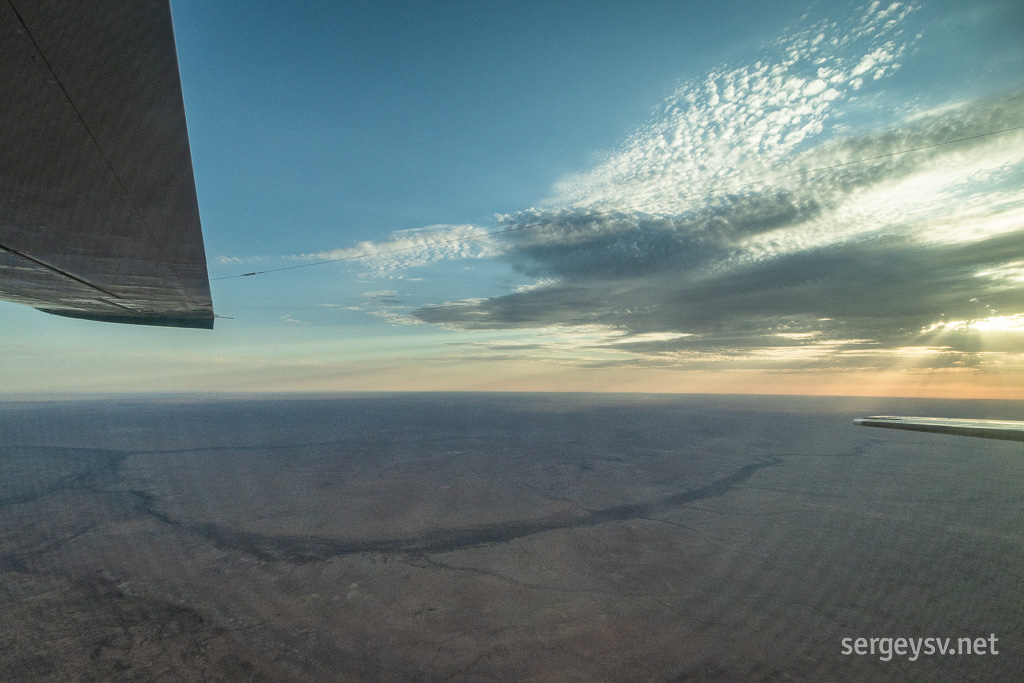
[0,242,127,303]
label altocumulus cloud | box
[413,2,1024,371]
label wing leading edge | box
[854,416,1024,442]
[0,0,213,329]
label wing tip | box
[855,416,1024,442]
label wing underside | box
[0,0,213,329]
[854,416,1024,442]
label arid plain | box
[1,393,1021,681]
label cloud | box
[293,224,502,275]
[214,255,271,265]
[545,1,917,215]
[360,290,402,305]
[214,224,502,277]
[318,288,424,325]
[216,2,1023,376]
[410,1,1024,373]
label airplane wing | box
[854,416,1024,442]
[0,0,214,329]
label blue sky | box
[3,0,1023,396]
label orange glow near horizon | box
[9,361,1020,400]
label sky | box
[3,0,1024,397]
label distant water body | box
[1,393,1021,681]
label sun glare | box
[922,313,1024,334]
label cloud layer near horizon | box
[217,2,1024,375]
[409,2,1024,371]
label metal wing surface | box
[0,0,214,329]
[854,416,1024,442]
